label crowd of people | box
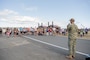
[0,26,89,38]
[1,26,67,37]
[78,28,89,37]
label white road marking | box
[23,36,90,57]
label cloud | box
[25,7,38,11]
[20,3,38,11]
[0,9,40,27]
[8,15,39,22]
[0,9,18,16]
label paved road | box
[24,35,90,54]
[0,35,88,60]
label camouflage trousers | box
[68,38,76,57]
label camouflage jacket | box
[67,23,78,39]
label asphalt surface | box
[0,34,89,60]
[24,35,90,54]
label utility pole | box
[52,21,54,27]
[48,22,49,27]
[41,23,43,27]
[38,23,40,27]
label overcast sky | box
[0,0,90,28]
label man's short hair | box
[70,18,75,22]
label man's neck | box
[71,22,74,24]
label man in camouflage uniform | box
[66,18,78,59]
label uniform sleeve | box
[67,24,71,32]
